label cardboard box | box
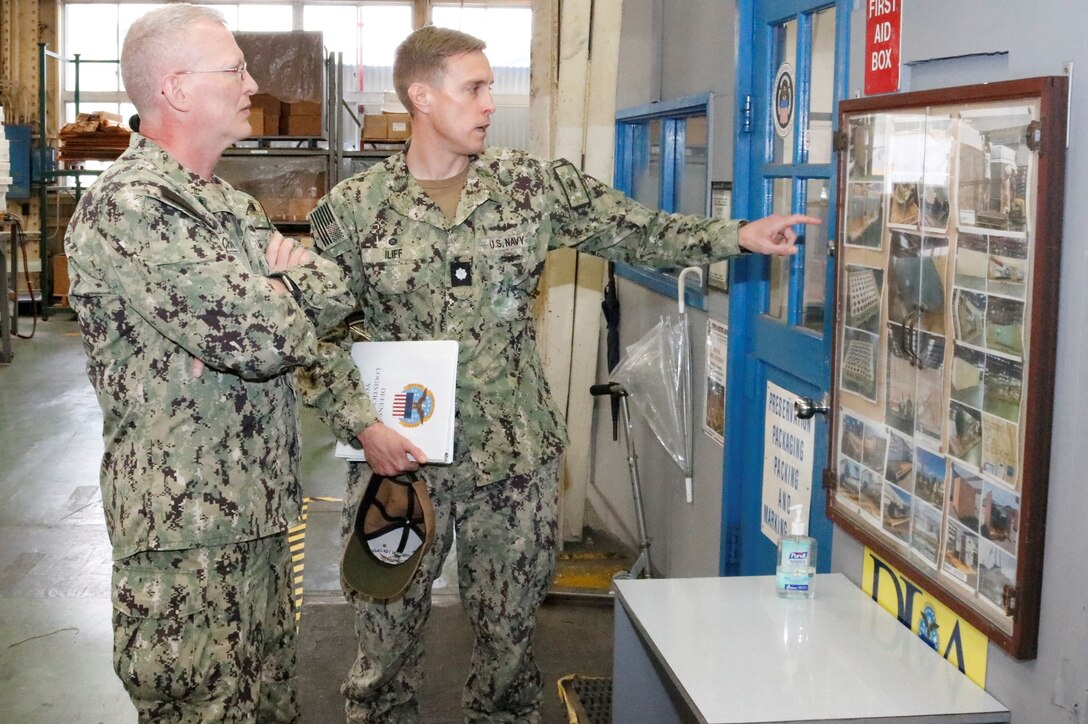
[52,253,70,304]
[249,94,282,136]
[284,115,322,137]
[247,108,265,136]
[362,114,388,141]
[251,93,283,115]
[385,113,411,140]
[286,100,322,117]
[282,99,321,136]
[286,197,318,221]
[260,198,290,220]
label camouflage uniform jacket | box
[308,147,745,485]
[66,135,365,560]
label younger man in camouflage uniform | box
[65,5,368,721]
[306,25,818,723]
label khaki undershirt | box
[415,167,470,221]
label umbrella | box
[601,263,621,441]
[675,266,702,503]
[609,266,702,503]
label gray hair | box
[393,25,486,116]
[121,3,227,110]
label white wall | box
[614,0,735,191]
[614,0,661,108]
[589,0,737,577]
[589,279,727,577]
[837,2,1088,720]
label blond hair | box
[121,4,227,110]
[393,26,486,116]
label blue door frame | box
[721,0,851,576]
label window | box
[613,94,714,307]
[432,3,529,93]
[303,3,413,94]
[59,1,531,149]
[61,3,297,120]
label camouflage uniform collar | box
[123,134,240,236]
[126,133,217,194]
[382,151,501,228]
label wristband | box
[267,271,303,303]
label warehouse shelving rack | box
[218,43,340,236]
[35,42,109,319]
[31,41,403,318]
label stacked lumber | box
[58,112,130,161]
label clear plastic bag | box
[609,315,689,472]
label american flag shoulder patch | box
[309,204,352,256]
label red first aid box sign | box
[865,0,902,95]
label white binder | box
[334,340,459,464]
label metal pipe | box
[620,394,652,579]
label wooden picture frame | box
[827,77,1067,659]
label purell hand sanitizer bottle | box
[776,504,816,599]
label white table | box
[612,574,1009,723]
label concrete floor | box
[0,317,616,723]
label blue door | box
[722,0,850,575]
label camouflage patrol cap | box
[341,472,436,600]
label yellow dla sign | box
[863,548,989,686]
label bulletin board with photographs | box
[828,77,1067,659]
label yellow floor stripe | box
[291,499,309,628]
[552,549,632,592]
[290,496,343,628]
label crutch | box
[590,382,652,580]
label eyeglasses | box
[176,62,247,81]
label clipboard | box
[335,340,459,464]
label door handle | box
[793,394,830,420]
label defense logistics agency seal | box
[773,62,795,139]
[393,384,436,428]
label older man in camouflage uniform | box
[305,25,818,723]
[65,5,368,722]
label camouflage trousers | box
[341,459,560,723]
[111,533,299,723]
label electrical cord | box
[1,212,38,339]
